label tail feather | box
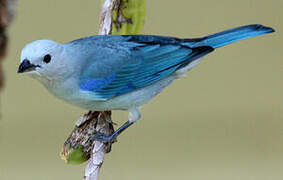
[183,24,275,49]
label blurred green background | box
[1,0,282,179]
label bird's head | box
[18,40,69,81]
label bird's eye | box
[43,54,51,63]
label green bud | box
[61,145,89,165]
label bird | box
[18,24,274,142]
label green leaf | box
[112,0,146,35]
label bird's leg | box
[91,107,141,143]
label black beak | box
[17,59,40,73]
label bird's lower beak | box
[17,59,40,73]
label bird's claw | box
[91,120,134,143]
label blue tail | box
[184,24,275,49]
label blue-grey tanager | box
[18,24,274,142]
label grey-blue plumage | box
[18,24,275,142]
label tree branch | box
[98,0,119,35]
[84,111,113,180]
[84,1,119,179]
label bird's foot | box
[91,132,118,143]
[91,120,134,143]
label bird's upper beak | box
[17,59,40,73]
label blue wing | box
[76,24,274,100]
[79,36,214,100]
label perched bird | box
[18,24,274,142]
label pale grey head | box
[18,40,69,81]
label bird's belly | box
[63,75,176,111]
